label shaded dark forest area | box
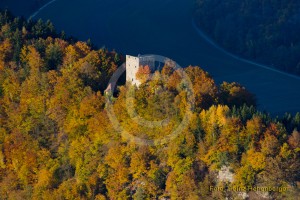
[0,0,50,17]
[194,0,300,75]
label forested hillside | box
[0,11,300,199]
[194,0,300,75]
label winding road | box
[5,0,300,115]
[28,0,58,20]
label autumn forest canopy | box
[0,11,300,199]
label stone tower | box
[126,55,141,86]
[126,55,156,87]
[105,55,156,94]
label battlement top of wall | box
[126,54,155,60]
[126,55,139,60]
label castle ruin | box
[126,55,156,87]
[105,55,157,94]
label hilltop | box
[0,11,299,199]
